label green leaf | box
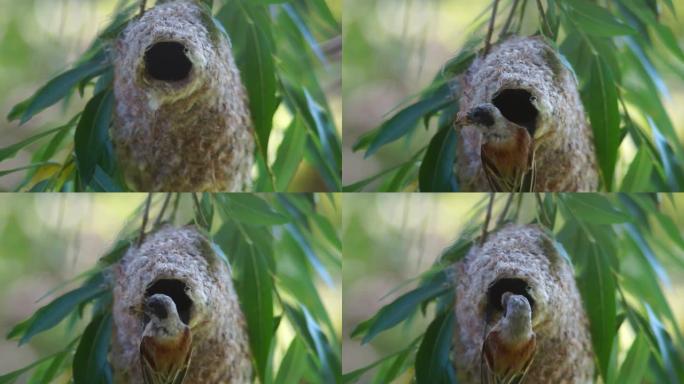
[275,337,307,384]
[361,83,452,156]
[419,119,458,192]
[8,50,109,124]
[222,194,290,226]
[561,194,630,224]
[0,339,78,384]
[617,332,650,384]
[0,116,76,162]
[585,56,620,189]
[72,312,112,384]
[7,273,105,345]
[564,0,635,37]
[620,146,653,191]
[74,89,114,185]
[577,241,616,381]
[352,271,449,344]
[414,310,455,384]
[232,238,273,383]
[273,114,308,191]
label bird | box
[481,292,536,384]
[456,103,535,192]
[139,294,193,384]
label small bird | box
[481,292,536,384]
[457,103,535,192]
[140,294,193,384]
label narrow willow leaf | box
[275,337,307,384]
[578,241,616,381]
[72,312,112,384]
[353,272,449,344]
[621,146,653,191]
[564,0,635,37]
[233,239,274,383]
[273,115,308,191]
[8,50,109,124]
[223,194,290,225]
[342,338,419,384]
[414,310,455,384]
[74,89,114,185]
[0,339,78,384]
[362,83,452,156]
[419,121,458,192]
[617,332,650,384]
[0,120,73,162]
[562,194,631,224]
[585,56,619,189]
[8,273,105,345]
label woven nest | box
[111,0,254,192]
[452,224,594,383]
[111,225,252,383]
[454,36,598,191]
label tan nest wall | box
[454,36,598,191]
[112,0,254,192]
[452,224,594,383]
[111,225,252,383]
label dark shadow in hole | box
[144,42,192,82]
[486,278,535,317]
[492,89,538,136]
[145,279,192,324]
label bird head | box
[458,103,517,146]
[144,293,179,322]
[501,293,533,340]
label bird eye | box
[529,95,537,103]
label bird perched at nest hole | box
[481,292,536,384]
[140,294,193,384]
[456,103,535,192]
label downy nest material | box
[112,0,254,192]
[454,36,599,191]
[452,224,594,383]
[111,225,252,383]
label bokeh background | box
[0,0,342,192]
[342,0,684,187]
[341,193,684,382]
[0,193,342,382]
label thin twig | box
[139,0,147,17]
[138,194,152,247]
[497,193,515,226]
[192,193,210,229]
[500,0,519,38]
[154,193,172,227]
[481,193,495,246]
[535,0,553,38]
[516,0,529,34]
[484,0,500,56]
[169,193,181,224]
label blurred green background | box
[0,0,342,192]
[0,193,342,382]
[342,0,684,187]
[341,193,684,382]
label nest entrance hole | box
[145,279,192,324]
[492,89,538,135]
[144,42,192,82]
[486,278,535,315]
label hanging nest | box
[454,36,598,191]
[452,224,594,383]
[112,0,254,192]
[111,225,252,383]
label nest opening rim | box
[143,41,193,83]
[491,88,539,136]
[486,277,535,316]
[144,278,193,325]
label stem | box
[139,0,146,17]
[481,193,495,245]
[484,0,500,56]
[154,193,172,227]
[500,0,520,38]
[516,0,528,34]
[535,0,553,39]
[498,193,514,225]
[138,193,152,247]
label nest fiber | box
[455,36,598,191]
[452,224,594,383]
[112,0,254,191]
[111,225,252,383]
